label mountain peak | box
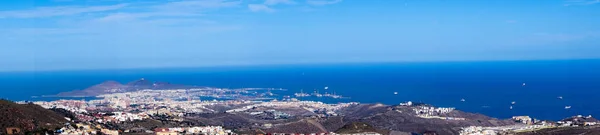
[57,79,194,97]
[126,78,154,90]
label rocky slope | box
[517,126,600,135]
[335,122,389,134]
[0,99,67,134]
[56,81,126,96]
[56,79,194,97]
[175,103,515,134]
[337,104,515,134]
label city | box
[4,85,596,135]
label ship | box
[313,90,323,97]
[329,94,342,99]
[324,93,343,99]
[565,106,572,109]
[294,89,310,97]
[294,93,310,97]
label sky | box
[0,0,599,71]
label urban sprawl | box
[13,87,598,135]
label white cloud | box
[93,0,242,22]
[564,0,600,6]
[306,0,342,6]
[0,4,127,18]
[264,0,296,5]
[1,0,246,38]
[157,0,242,10]
[95,13,142,22]
[95,12,202,22]
[248,4,275,12]
[0,0,242,19]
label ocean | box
[1,59,599,121]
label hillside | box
[56,79,195,97]
[336,104,516,134]
[517,126,600,135]
[0,99,67,134]
[56,80,126,96]
[176,103,516,134]
[335,122,389,135]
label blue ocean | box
[1,59,599,121]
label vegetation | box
[0,99,66,134]
[335,122,389,135]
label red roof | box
[154,128,170,132]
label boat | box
[394,92,398,95]
[558,96,563,100]
[324,86,329,90]
[511,101,516,105]
[460,98,466,102]
[294,89,310,97]
[313,90,323,97]
[565,106,571,109]
[522,83,526,86]
[510,106,513,110]
[294,93,310,97]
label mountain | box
[56,80,126,97]
[152,81,193,89]
[0,99,67,134]
[56,79,196,97]
[517,126,600,135]
[561,116,600,123]
[335,122,389,135]
[176,103,515,134]
[126,78,154,90]
[335,104,516,134]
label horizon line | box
[2,58,599,73]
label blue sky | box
[0,0,599,71]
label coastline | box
[1,59,600,120]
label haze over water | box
[1,59,599,121]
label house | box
[155,128,177,135]
[512,116,533,124]
[263,123,273,128]
[101,129,119,135]
[585,122,598,126]
[5,127,21,135]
